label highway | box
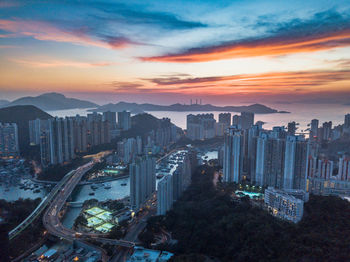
[9,169,77,240]
[42,161,135,249]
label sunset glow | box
[1,0,350,105]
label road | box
[42,161,135,249]
[43,148,176,261]
[110,206,157,262]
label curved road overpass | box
[42,161,135,249]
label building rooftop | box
[127,247,161,262]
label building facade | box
[0,123,19,158]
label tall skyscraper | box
[219,113,231,126]
[47,117,75,165]
[103,111,117,130]
[310,119,319,140]
[130,156,156,210]
[247,124,261,179]
[40,130,50,167]
[186,114,216,140]
[232,114,242,128]
[255,132,285,187]
[283,135,308,191]
[157,174,173,215]
[307,156,317,178]
[241,112,254,130]
[322,121,332,141]
[345,114,350,129]
[217,113,231,137]
[0,123,19,158]
[287,121,297,135]
[223,126,243,183]
[29,118,49,145]
[317,159,334,180]
[118,111,131,131]
[338,156,350,181]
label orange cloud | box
[140,29,350,63]
[112,70,350,96]
[11,58,116,68]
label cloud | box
[93,2,206,30]
[0,19,123,49]
[11,58,116,68]
[110,69,350,96]
[140,10,350,63]
[0,1,206,49]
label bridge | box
[9,169,77,240]
[67,201,84,207]
[42,161,135,249]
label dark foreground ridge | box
[140,165,350,262]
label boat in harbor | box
[89,192,95,196]
[121,183,127,186]
[104,183,112,189]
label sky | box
[1,0,350,105]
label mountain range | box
[1,92,288,114]
[91,102,289,114]
[1,93,98,111]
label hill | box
[0,105,52,152]
[6,92,98,111]
[92,102,288,114]
[141,166,350,262]
[122,113,180,139]
[0,99,9,107]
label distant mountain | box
[7,92,98,111]
[0,99,9,107]
[0,105,52,152]
[91,102,289,114]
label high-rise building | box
[223,126,243,183]
[0,123,19,158]
[287,121,297,135]
[219,113,231,126]
[265,187,304,223]
[310,119,319,140]
[322,121,332,141]
[344,114,350,129]
[338,156,350,181]
[47,117,75,165]
[73,117,88,153]
[216,113,231,137]
[130,157,156,210]
[317,159,334,180]
[40,130,50,167]
[241,112,254,130]
[247,124,261,179]
[103,111,117,130]
[87,112,102,122]
[283,135,308,191]
[255,132,285,187]
[118,111,131,131]
[29,119,50,146]
[157,174,173,215]
[186,114,216,140]
[307,156,317,178]
[232,114,242,129]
